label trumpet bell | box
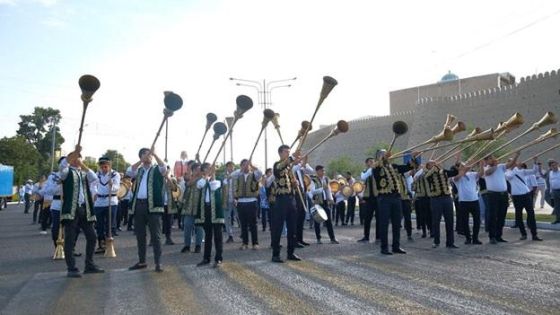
[164,92,183,112]
[318,76,338,105]
[429,127,454,143]
[206,113,218,129]
[262,109,275,127]
[212,122,228,140]
[535,128,558,141]
[470,128,495,141]
[466,127,482,139]
[352,181,365,194]
[392,121,408,135]
[342,185,354,198]
[235,95,253,118]
[335,120,349,134]
[503,112,524,130]
[534,112,557,129]
[444,114,457,128]
[451,121,466,134]
[79,74,100,103]
[271,113,281,129]
[329,180,340,193]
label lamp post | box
[229,77,296,168]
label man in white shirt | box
[307,165,338,244]
[222,161,238,243]
[293,158,314,247]
[453,162,485,244]
[23,180,33,213]
[483,153,518,244]
[44,162,63,244]
[233,159,262,250]
[505,161,542,241]
[93,157,120,253]
[534,162,548,209]
[547,159,560,224]
[345,172,357,225]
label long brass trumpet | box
[428,120,466,160]
[435,128,495,163]
[302,120,349,158]
[195,113,218,162]
[293,76,338,151]
[211,95,253,165]
[521,142,560,164]
[390,126,454,159]
[465,113,524,163]
[249,109,276,161]
[151,91,183,149]
[77,74,100,146]
[291,121,312,148]
[270,113,284,144]
[202,122,228,163]
[470,112,557,164]
[497,128,559,160]
[387,121,408,152]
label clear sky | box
[1,0,560,169]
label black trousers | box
[487,191,509,240]
[40,205,52,231]
[401,199,412,237]
[430,196,455,246]
[238,201,259,245]
[134,200,162,265]
[294,194,306,243]
[24,194,31,213]
[377,194,402,251]
[512,193,538,237]
[63,205,97,271]
[314,202,336,241]
[202,204,223,262]
[33,200,42,223]
[162,205,174,240]
[335,201,346,225]
[362,197,379,240]
[271,194,297,258]
[415,197,431,235]
[454,198,464,234]
[346,196,356,224]
[118,199,129,228]
[459,200,481,241]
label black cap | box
[98,156,111,164]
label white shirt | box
[361,168,372,181]
[93,170,120,207]
[549,169,560,191]
[127,164,167,199]
[234,169,263,203]
[43,172,62,210]
[525,174,537,190]
[293,163,314,190]
[335,191,347,203]
[59,158,97,205]
[40,173,56,202]
[484,164,507,192]
[307,176,333,202]
[24,183,33,194]
[222,169,239,204]
[452,172,479,202]
[197,177,221,202]
[505,166,537,196]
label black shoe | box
[472,239,483,245]
[197,259,210,267]
[295,243,305,248]
[489,238,498,244]
[381,250,393,255]
[300,241,310,246]
[330,239,339,244]
[194,245,201,253]
[127,227,133,231]
[226,236,234,243]
[165,239,175,245]
[84,266,105,274]
[496,238,508,243]
[392,248,406,254]
[287,254,302,261]
[357,238,369,243]
[95,247,105,254]
[155,264,163,272]
[520,235,527,240]
[532,236,543,241]
[446,244,459,249]
[117,227,122,231]
[465,239,472,245]
[213,260,222,268]
[113,231,119,237]
[129,263,147,271]
[271,256,284,263]
[67,268,82,278]
[181,246,190,253]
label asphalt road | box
[0,203,558,315]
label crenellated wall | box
[304,69,560,168]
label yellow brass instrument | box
[390,126,454,160]
[195,113,218,162]
[387,121,409,152]
[270,113,284,144]
[497,128,558,160]
[291,121,312,148]
[202,122,228,163]
[302,120,349,158]
[77,75,100,146]
[521,142,560,164]
[352,181,365,194]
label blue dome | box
[440,71,459,82]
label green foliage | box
[0,136,43,185]
[101,150,130,173]
[326,156,362,179]
[83,157,98,172]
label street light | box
[230,77,296,168]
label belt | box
[488,191,508,195]
[96,194,110,198]
[53,195,61,200]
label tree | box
[16,107,64,174]
[83,157,98,173]
[326,156,362,179]
[101,150,131,173]
[0,136,43,185]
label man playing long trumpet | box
[59,146,104,277]
[505,157,543,241]
[365,149,419,255]
[414,157,459,249]
[451,161,485,245]
[482,153,518,244]
[271,145,303,263]
[92,157,120,253]
[547,159,560,224]
[292,156,314,247]
[233,159,263,250]
[127,147,167,272]
[358,157,380,243]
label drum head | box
[342,186,354,198]
[117,186,127,199]
[352,182,364,194]
[311,205,328,224]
